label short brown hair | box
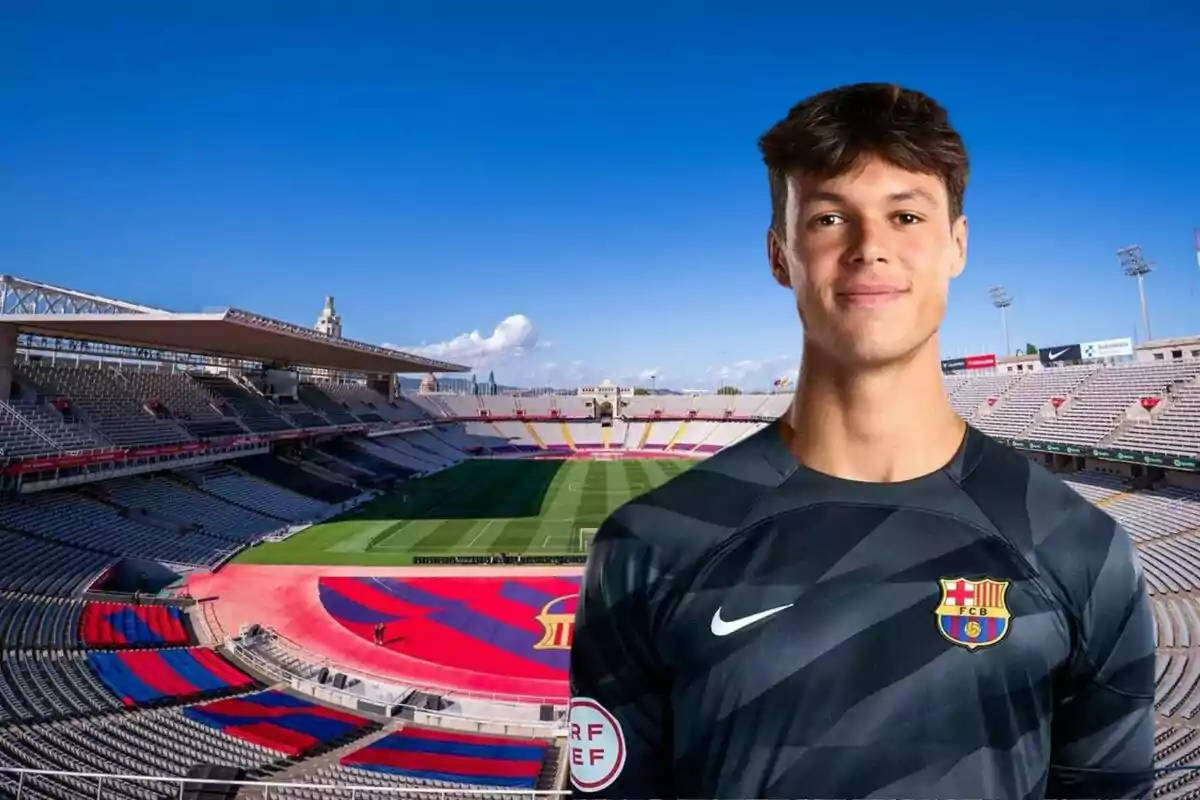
[758,83,969,233]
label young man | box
[568,83,1156,799]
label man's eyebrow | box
[801,190,848,204]
[800,188,941,205]
[886,188,940,205]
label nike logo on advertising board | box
[1048,348,1070,360]
[710,603,794,636]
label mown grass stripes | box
[234,459,695,566]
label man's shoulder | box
[961,430,1134,598]
[597,424,793,566]
[961,429,1099,538]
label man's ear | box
[767,228,791,289]
[949,214,968,279]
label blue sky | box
[3,2,1198,391]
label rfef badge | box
[935,577,1012,650]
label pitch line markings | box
[567,482,648,495]
[466,520,495,547]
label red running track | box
[186,565,582,703]
[318,575,579,682]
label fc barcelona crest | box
[934,577,1011,651]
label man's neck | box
[783,340,966,483]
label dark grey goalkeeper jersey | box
[568,421,1155,800]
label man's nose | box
[844,219,891,266]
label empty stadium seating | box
[80,603,191,648]
[1,650,122,723]
[1115,381,1200,458]
[86,648,256,707]
[189,463,332,521]
[0,531,114,596]
[0,492,239,567]
[19,363,195,448]
[340,727,548,788]
[3,356,1200,797]
[182,690,373,757]
[1026,362,1198,446]
[189,374,296,433]
[0,398,107,456]
[0,707,294,798]
[119,368,247,439]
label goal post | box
[576,527,599,553]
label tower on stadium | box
[310,296,345,381]
[315,296,342,338]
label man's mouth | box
[836,285,910,307]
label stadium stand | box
[0,398,107,456]
[955,366,1096,439]
[18,363,196,447]
[118,367,247,439]
[339,727,549,788]
[0,596,84,652]
[0,532,115,596]
[182,690,374,757]
[1115,381,1200,458]
[189,374,296,433]
[79,603,190,649]
[3,275,1200,796]
[1025,361,1200,446]
[86,648,256,707]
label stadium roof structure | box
[0,275,467,374]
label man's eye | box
[813,214,843,227]
[895,213,922,225]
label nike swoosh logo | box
[1048,348,1070,360]
[710,603,794,637]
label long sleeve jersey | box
[568,420,1156,799]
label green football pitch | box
[233,458,695,566]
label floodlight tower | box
[1117,245,1153,342]
[988,285,1013,356]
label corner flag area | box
[235,458,694,565]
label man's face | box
[769,155,967,367]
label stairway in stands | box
[234,721,403,798]
[523,421,547,450]
[665,421,689,450]
[638,422,654,449]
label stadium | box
[0,273,1198,799]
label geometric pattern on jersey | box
[568,421,1157,800]
[182,689,372,756]
[342,727,548,788]
[319,575,580,681]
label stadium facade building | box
[1,274,1200,797]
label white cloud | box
[637,368,661,382]
[704,354,798,390]
[385,314,539,369]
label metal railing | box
[7,765,1200,800]
[226,631,565,736]
[198,597,227,641]
[1,767,569,799]
[260,627,568,709]
[0,398,68,452]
